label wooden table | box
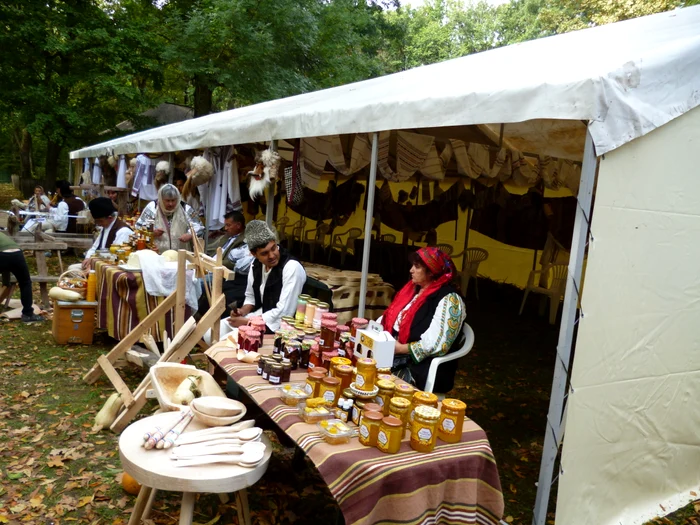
[206,338,505,525]
[119,411,272,525]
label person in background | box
[42,180,85,234]
[379,247,466,392]
[0,232,44,323]
[105,188,128,216]
[135,183,203,253]
[173,169,204,217]
[82,198,133,269]
[11,185,51,215]
[225,220,306,333]
[198,211,253,317]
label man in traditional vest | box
[226,220,306,333]
[82,197,133,269]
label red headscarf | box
[381,247,456,344]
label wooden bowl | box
[190,399,247,427]
[190,396,245,418]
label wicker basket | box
[57,270,88,299]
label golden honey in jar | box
[410,391,439,424]
[375,379,396,416]
[334,364,354,392]
[388,397,411,429]
[377,373,394,383]
[410,405,441,453]
[351,400,365,426]
[355,358,377,392]
[305,370,326,397]
[377,416,403,454]
[319,376,342,407]
[394,383,415,403]
[329,356,352,376]
[438,398,467,443]
[358,410,383,447]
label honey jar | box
[355,358,377,392]
[330,356,352,376]
[320,320,338,351]
[438,398,466,443]
[410,391,439,424]
[305,370,326,397]
[268,364,283,385]
[377,416,403,454]
[358,410,383,447]
[375,379,396,416]
[334,364,354,392]
[388,397,411,429]
[394,383,415,403]
[410,405,441,453]
[351,400,365,426]
[319,376,342,406]
[309,342,322,369]
[377,373,394,383]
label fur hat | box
[245,220,277,252]
[156,160,170,174]
[88,197,116,219]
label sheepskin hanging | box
[249,148,281,201]
[155,160,170,190]
[182,156,213,201]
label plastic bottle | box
[86,270,97,302]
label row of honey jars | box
[358,410,403,454]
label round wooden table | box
[119,411,271,525]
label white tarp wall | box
[558,105,700,524]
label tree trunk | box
[45,140,62,190]
[193,75,213,117]
[15,128,33,180]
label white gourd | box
[49,287,82,302]
[161,250,178,262]
[92,393,124,431]
[172,375,202,405]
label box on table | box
[355,320,396,369]
[52,300,98,344]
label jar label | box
[355,374,365,387]
[256,365,263,374]
[323,391,336,403]
[269,375,280,384]
[442,417,456,432]
[418,427,432,441]
[262,371,269,380]
[304,383,313,395]
[376,397,384,407]
[338,349,346,357]
[352,407,360,424]
[339,411,348,422]
[359,424,369,439]
[377,430,388,446]
[308,363,315,369]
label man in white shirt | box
[82,197,133,269]
[226,220,306,333]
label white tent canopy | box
[71,7,700,161]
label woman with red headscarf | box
[380,247,467,392]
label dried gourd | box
[172,375,202,405]
[49,287,82,302]
[92,393,124,431]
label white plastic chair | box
[519,263,568,325]
[453,248,488,299]
[424,323,474,394]
[328,227,362,266]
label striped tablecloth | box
[206,340,504,525]
[93,260,185,342]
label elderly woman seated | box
[135,184,204,253]
[379,247,467,392]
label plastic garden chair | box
[302,223,330,261]
[454,248,488,299]
[328,227,363,266]
[424,323,475,395]
[519,263,568,325]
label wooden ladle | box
[172,442,266,468]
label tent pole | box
[204,151,213,254]
[68,156,74,186]
[532,128,597,525]
[358,132,379,319]
[168,152,174,184]
[266,140,277,227]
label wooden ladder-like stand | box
[82,248,231,432]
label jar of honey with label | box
[358,410,383,447]
[355,358,377,392]
[319,376,342,406]
[437,399,466,443]
[305,370,326,397]
[377,416,403,454]
[410,405,441,453]
[388,397,411,429]
[410,391,439,424]
[375,379,396,416]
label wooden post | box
[175,249,187,333]
[211,267,223,344]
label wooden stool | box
[119,412,271,525]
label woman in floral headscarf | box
[381,247,466,392]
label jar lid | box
[342,388,356,399]
[304,328,317,335]
[390,397,410,408]
[382,415,403,427]
[335,364,353,374]
[363,402,382,413]
[307,298,319,304]
[314,367,328,376]
[247,330,261,337]
[442,398,467,411]
[282,362,292,369]
[376,379,395,390]
[330,356,351,365]
[311,343,320,351]
[282,358,291,364]
[357,357,376,367]
[308,370,326,379]
[272,355,283,362]
[286,340,301,348]
[321,312,338,320]
[316,302,330,308]
[352,317,369,324]
[395,384,415,394]
[363,410,383,421]
[301,340,313,350]
[413,391,438,404]
[321,320,338,329]
[299,294,311,299]
[377,374,394,383]
[377,367,392,375]
[322,376,341,386]
[414,405,441,420]
[337,325,349,332]
[271,364,283,371]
